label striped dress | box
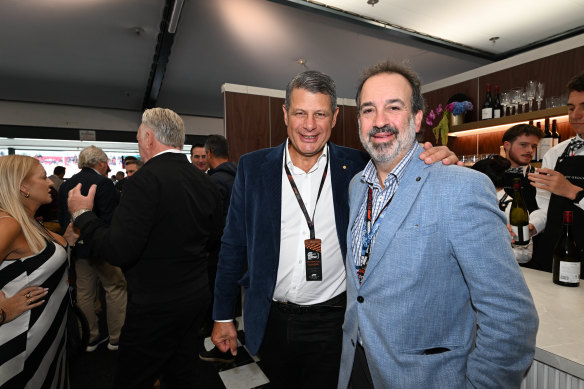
[0,240,69,389]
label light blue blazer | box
[339,151,539,388]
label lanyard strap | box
[360,186,393,257]
[284,153,329,239]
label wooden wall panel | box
[269,97,287,147]
[449,135,478,157]
[478,47,584,112]
[225,92,270,162]
[422,47,583,156]
[329,106,345,146]
[342,105,364,151]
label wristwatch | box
[574,189,584,204]
[71,209,91,224]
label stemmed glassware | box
[510,89,522,115]
[500,91,510,116]
[536,82,545,110]
[525,81,536,112]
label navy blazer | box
[213,141,369,355]
[58,167,118,258]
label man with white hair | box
[58,145,126,352]
[67,108,223,388]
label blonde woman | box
[0,155,77,388]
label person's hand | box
[211,321,238,356]
[67,183,96,214]
[63,223,80,246]
[0,286,48,323]
[419,142,462,166]
[529,168,582,199]
[507,223,536,244]
[529,223,537,237]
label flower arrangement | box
[426,101,473,145]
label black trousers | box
[259,293,346,389]
[350,343,374,389]
[114,297,208,389]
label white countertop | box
[521,267,584,379]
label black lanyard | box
[284,152,329,240]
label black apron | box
[529,155,584,273]
[503,169,538,213]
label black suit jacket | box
[76,152,224,305]
[58,167,119,258]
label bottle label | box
[494,109,501,119]
[538,138,553,160]
[511,225,530,245]
[481,108,493,120]
[559,261,581,284]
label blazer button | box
[357,296,364,303]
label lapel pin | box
[343,165,347,170]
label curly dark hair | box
[471,155,511,189]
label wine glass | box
[510,88,522,115]
[520,90,529,114]
[536,82,545,110]
[500,91,510,116]
[526,80,536,112]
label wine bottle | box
[552,211,581,287]
[538,118,553,161]
[551,119,560,147]
[532,121,542,162]
[509,178,530,246]
[493,85,503,118]
[481,84,493,120]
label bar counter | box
[520,267,584,387]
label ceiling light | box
[367,0,379,5]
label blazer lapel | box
[260,142,286,264]
[347,176,369,289]
[360,156,429,285]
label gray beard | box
[359,117,416,164]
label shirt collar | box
[284,139,328,174]
[152,148,182,158]
[360,142,420,189]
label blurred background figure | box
[0,155,76,388]
[48,165,66,191]
[191,143,209,172]
[58,146,126,353]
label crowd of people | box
[0,62,582,389]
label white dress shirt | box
[272,141,345,305]
[530,134,584,234]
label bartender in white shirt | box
[528,72,584,273]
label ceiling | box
[1,0,582,122]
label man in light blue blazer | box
[340,61,539,389]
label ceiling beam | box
[142,0,185,110]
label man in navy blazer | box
[212,70,459,388]
[341,61,538,388]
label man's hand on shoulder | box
[68,183,96,215]
[419,142,462,166]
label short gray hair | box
[356,60,425,115]
[285,71,337,113]
[78,146,108,169]
[141,108,185,148]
